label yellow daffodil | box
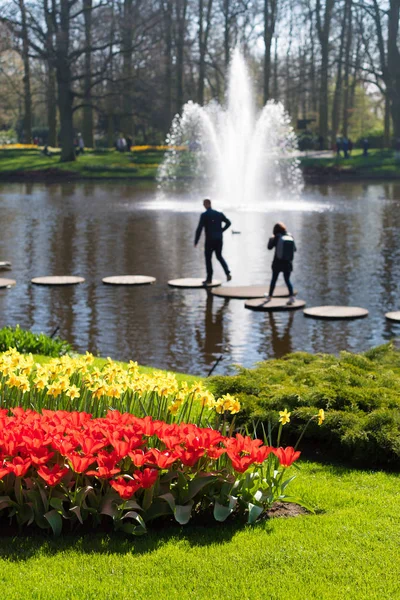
[279,408,291,425]
[66,385,80,400]
[317,408,325,426]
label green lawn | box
[301,148,400,178]
[2,147,400,181]
[0,461,398,599]
[0,148,163,179]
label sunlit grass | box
[0,461,398,599]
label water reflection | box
[0,180,400,374]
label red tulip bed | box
[0,407,304,536]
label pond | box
[0,180,399,376]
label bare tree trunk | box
[56,0,75,162]
[121,0,134,137]
[316,0,336,149]
[223,0,230,70]
[384,93,391,147]
[44,0,57,146]
[341,0,352,138]
[331,0,349,144]
[273,35,278,100]
[197,0,213,105]
[107,0,116,147]
[163,0,173,130]
[176,0,188,113]
[82,0,94,148]
[387,0,400,139]
[308,5,317,114]
[18,0,32,143]
[263,0,278,103]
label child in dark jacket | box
[265,222,296,305]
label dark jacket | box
[195,208,231,245]
[268,233,296,273]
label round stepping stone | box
[212,285,297,299]
[0,278,16,288]
[385,311,400,322]
[102,275,156,285]
[31,276,85,286]
[168,278,221,288]
[304,306,368,320]
[0,262,12,270]
[245,297,305,311]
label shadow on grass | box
[0,518,275,562]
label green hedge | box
[0,325,71,357]
[209,343,400,467]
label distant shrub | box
[0,325,71,357]
[208,343,400,467]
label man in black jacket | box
[194,199,232,285]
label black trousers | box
[205,240,230,281]
[269,270,293,297]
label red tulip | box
[8,456,32,477]
[110,477,141,500]
[38,464,69,486]
[133,468,158,489]
[67,452,95,473]
[272,446,301,467]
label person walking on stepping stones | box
[194,199,232,285]
[265,222,296,305]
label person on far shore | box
[335,137,342,157]
[194,199,232,286]
[342,136,349,159]
[78,134,84,154]
[362,138,369,157]
[264,222,296,305]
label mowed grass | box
[0,462,398,600]
[0,148,163,179]
[301,148,400,178]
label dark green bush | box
[0,326,71,357]
[209,343,400,467]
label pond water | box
[0,180,400,376]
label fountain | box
[157,48,303,207]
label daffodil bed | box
[0,349,322,534]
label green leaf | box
[69,506,83,524]
[281,475,297,492]
[158,492,176,512]
[0,495,12,511]
[124,500,142,511]
[174,501,193,525]
[247,503,263,524]
[214,496,237,522]
[121,511,147,535]
[144,498,173,522]
[99,493,118,518]
[49,498,65,512]
[280,496,315,514]
[44,510,63,536]
[184,475,218,502]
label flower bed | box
[0,349,238,423]
[0,408,306,535]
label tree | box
[316,0,336,148]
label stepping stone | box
[385,311,400,322]
[212,285,297,299]
[0,262,12,270]
[0,278,16,288]
[303,306,368,320]
[31,276,85,286]
[245,297,305,311]
[168,278,221,288]
[102,275,156,285]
